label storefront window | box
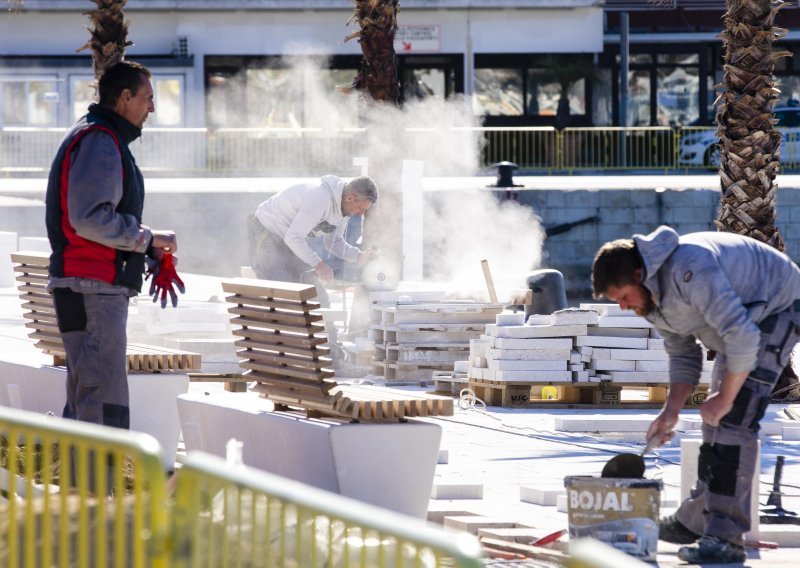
[473,68,523,116]
[656,66,699,126]
[403,68,446,100]
[525,70,586,117]
[627,69,651,126]
[71,77,95,122]
[151,77,183,126]
[1,79,57,126]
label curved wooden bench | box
[222,278,454,421]
[12,251,201,372]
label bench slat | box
[239,360,334,382]
[247,372,337,394]
[225,295,321,314]
[231,328,326,350]
[222,278,318,302]
[227,305,323,326]
[11,252,50,266]
[230,315,325,336]
[233,339,330,358]
[236,348,332,370]
[15,272,49,284]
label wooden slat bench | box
[222,278,454,421]
[12,251,201,373]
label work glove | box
[147,252,185,308]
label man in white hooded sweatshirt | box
[249,175,378,307]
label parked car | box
[678,104,800,168]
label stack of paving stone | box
[369,292,502,383]
[468,304,711,406]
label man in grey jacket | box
[248,175,379,307]
[591,225,800,564]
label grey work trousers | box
[675,308,800,546]
[53,286,130,429]
[248,216,330,308]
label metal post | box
[620,11,630,167]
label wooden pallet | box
[469,378,709,408]
[222,278,453,421]
[12,251,201,372]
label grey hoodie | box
[634,226,800,386]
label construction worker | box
[591,225,800,564]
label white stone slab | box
[487,348,572,361]
[587,327,650,338]
[486,370,573,382]
[580,303,625,316]
[552,308,599,326]
[596,316,652,328]
[589,359,635,371]
[573,371,590,381]
[496,312,525,326]
[431,482,484,500]
[554,415,653,433]
[520,485,563,506]
[0,359,188,470]
[177,391,441,519]
[647,338,665,350]
[782,426,800,441]
[636,360,669,372]
[575,336,649,349]
[603,371,669,383]
[609,348,667,360]
[486,323,587,339]
[489,337,574,350]
[556,493,568,513]
[488,360,568,372]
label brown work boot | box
[659,514,700,544]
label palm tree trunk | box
[716,0,797,400]
[715,0,790,249]
[348,0,401,104]
[77,0,132,80]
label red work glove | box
[148,252,185,308]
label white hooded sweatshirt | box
[254,175,361,268]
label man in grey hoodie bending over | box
[591,225,800,564]
[249,175,379,307]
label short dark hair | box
[345,176,379,204]
[591,238,643,298]
[97,61,152,107]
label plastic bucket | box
[564,475,662,560]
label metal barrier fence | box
[172,451,483,568]
[11,124,800,175]
[0,406,170,567]
[0,407,482,567]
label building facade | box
[2,0,800,131]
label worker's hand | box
[151,230,178,255]
[646,407,679,448]
[357,246,379,265]
[148,252,185,308]
[314,261,334,281]
[700,391,735,427]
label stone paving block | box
[443,515,520,534]
[486,323,587,339]
[488,359,568,372]
[580,303,624,316]
[782,427,800,441]
[426,504,478,524]
[489,370,573,381]
[575,336,649,349]
[604,371,669,383]
[490,337,574,350]
[431,481,484,500]
[438,449,449,464]
[590,359,635,371]
[596,315,653,328]
[610,348,667,360]
[587,327,650,338]
[636,360,669,372]
[487,348,572,361]
[556,494,568,513]
[552,308,599,326]
[520,485,563,506]
[554,415,653,433]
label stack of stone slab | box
[369,291,503,383]
[468,304,711,407]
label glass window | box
[151,77,183,127]
[627,69,651,126]
[593,69,613,126]
[526,70,586,117]
[473,68,523,116]
[615,53,652,65]
[71,76,95,122]
[1,79,57,126]
[776,76,800,107]
[403,68,446,100]
[657,53,699,65]
[656,66,699,126]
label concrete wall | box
[5,180,799,300]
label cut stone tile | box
[575,336,648,349]
[552,308,599,326]
[487,348,572,361]
[486,324,588,339]
[496,313,526,326]
[438,449,449,464]
[610,348,667,360]
[648,338,665,350]
[554,416,653,432]
[487,370,573,382]
[488,360,568,372]
[443,515,521,534]
[590,359,636,371]
[490,337,574,350]
[782,427,800,441]
[431,482,484,500]
[580,303,625,316]
[636,360,668,372]
[596,315,652,328]
[520,485,563,506]
[587,327,650,338]
[426,504,479,525]
[556,494,568,513]
[603,371,669,383]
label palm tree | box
[714,0,797,399]
[77,0,132,80]
[346,0,401,104]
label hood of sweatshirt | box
[632,225,680,303]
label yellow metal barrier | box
[0,406,170,568]
[172,452,483,568]
[561,127,676,172]
[478,126,558,172]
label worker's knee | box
[698,442,740,496]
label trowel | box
[601,436,660,478]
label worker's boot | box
[677,535,746,564]
[659,514,700,544]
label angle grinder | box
[360,257,400,292]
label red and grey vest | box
[46,104,148,292]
